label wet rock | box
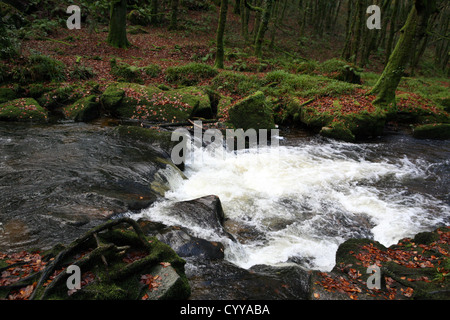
[185,258,311,300]
[168,195,235,241]
[63,95,101,122]
[156,227,225,260]
[228,91,276,130]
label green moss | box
[320,122,356,142]
[0,98,48,122]
[63,95,100,122]
[413,123,450,140]
[228,91,275,130]
[38,84,85,110]
[110,59,143,83]
[102,82,206,122]
[211,71,261,95]
[0,87,16,104]
[165,63,218,86]
[142,64,161,78]
[12,54,66,84]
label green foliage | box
[165,63,218,86]
[142,64,162,78]
[12,54,66,84]
[110,59,143,83]
[70,64,96,80]
[210,71,261,95]
[320,58,349,74]
[0,17,21,60]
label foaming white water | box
[139,140,449,271]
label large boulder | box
[101,83,210,122]
[228,91,276,130]
[0,98,48,122]
[63,95,101,122]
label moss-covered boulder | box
[320,122,356,142]
[177,86,212,119]
[0,98,48,122]
[101,83,208,123]
[38,84,85,110]
[228,91,275,130]
[412,123,450,140]
[310,227,450,300]
[63,95,101,122]
[165,63,218,86]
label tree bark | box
[107,0,130,49]
[215,0,229,69]
[254,0,273,58]
[370,0,437,107]
[169,0,179,30]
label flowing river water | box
[135,128,450,272]
[1,123,449,274]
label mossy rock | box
[38,84,85,110]
[228,91,276,130]
[412,123,450,140]
[343,110,386,139]
[0,98,48,122]
[110,59,143,83]
[0,87,16,104]
[320,122,356,142]
[178,86,212,119]
[300,105,334,129]
[12,54,66,84]
[165,63,218,86]
[63,95,100,122]
[101,83,205,122]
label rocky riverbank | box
[1,191,448,300]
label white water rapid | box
[135,136,449,272]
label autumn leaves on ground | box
[0,0,449,300]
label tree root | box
[30,217,150,300]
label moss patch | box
[228,91,275,130]
[413,123,450,140]
[63,95,101,122]
[0,98,48,122]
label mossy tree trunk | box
[107,0,130,49]
[370,0,437,107]
[214,0,228,69]
[254,0,273,59]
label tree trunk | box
[169,0,179,30]
[370,0,437,107]
[150,0,159,25]
[385,0,400,65]
[254,0,273,58]
[107,0,130,49]
[215,0,228,69]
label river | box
[1,123,449,273]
